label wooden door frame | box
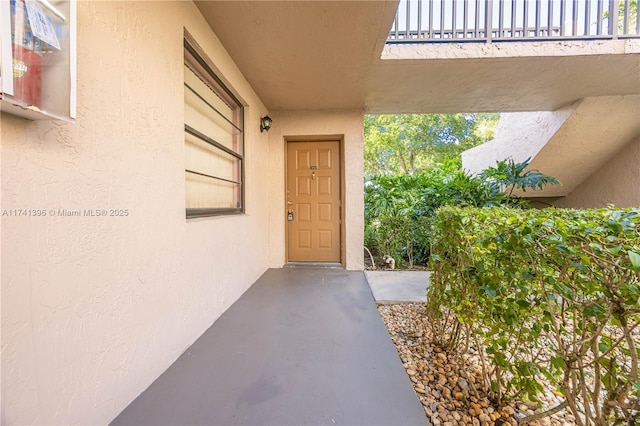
[284,136,345,265]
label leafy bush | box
[428,206,640,425]
[480,156,559,204]
[364,158,557,267]
[365,160,489,266]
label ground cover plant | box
[427,206,640,425]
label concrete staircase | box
[462,95,640,202]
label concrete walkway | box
[365,271,430,304]
[111,267,428,426]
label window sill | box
[186,208,244,219]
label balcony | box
[389,0,640,43]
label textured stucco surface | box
[552,136,640,208]
[382,39,640,60]
[366,50,640,113]
[1,2,273,424]
[462,106,574,175]
[528,96,640,197]
[195,1,397,111]
[462,96,640,198]
[193,1,640,114]
[267,111,365,271]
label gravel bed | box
[378,303,577,426]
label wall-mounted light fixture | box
[260,115,272,133]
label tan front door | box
[286,141,341,262]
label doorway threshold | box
[284,262,344,269]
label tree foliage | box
[364,113,500,176]
[606,0,638,32]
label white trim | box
[1,0,14,95]
[68,0,76,119]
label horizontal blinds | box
[184,43,244,215]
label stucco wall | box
[1,2,273,424]
[462,106,575,176]
[267,111,365,271]
[552,136,640,208]
[462,96,639,199]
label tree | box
[364,113,500,176]
[619,0,638,32]
[603,0,637,33]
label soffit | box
[195,1,398,111]
[195,1,640,113]
[366,52,640,114]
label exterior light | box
[260,115,272,132]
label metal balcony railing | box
[388,0,640,43]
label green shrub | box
[364,158,557,267]
[364,160,487,266]
[428,206,640,425]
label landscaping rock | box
[377,303,577,426]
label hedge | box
[428,206,640,425]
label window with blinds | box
[184,40,244,218]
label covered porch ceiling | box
[195,1,640,114]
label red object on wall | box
[11,43,42,108]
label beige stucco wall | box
[1,2,274,424]
[267,111,365,271]
[551,136,640,208]
[462,106,574,175]
[462,96,640,199]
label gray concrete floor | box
[364,271,430,304]
[111,267,428,426]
